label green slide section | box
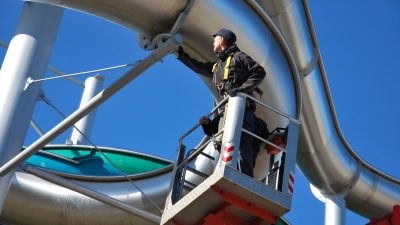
[24,146,171,177]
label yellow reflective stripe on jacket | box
[223,54,233,80]
[212,53,234,79]
[212,63,218,73]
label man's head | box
[212,28,236,52]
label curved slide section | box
[2,144,219,225]
[3,0,399,224]
[255,0,400,218]
[2,145,173,225]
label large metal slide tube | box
[256,0,400,218]
[2,0,398,223]
[25,165,162,224]
[2,1,298,224]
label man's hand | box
[177,46,184,54]
[199,116,210,125]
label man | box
[178,28,266,177]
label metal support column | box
[324,194,345,225]
[0,2,63,211]
[0,35,181,176]
[69,75,104,145]
[217,95,246,169]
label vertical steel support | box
[324,195,346,225]
[0,35,181,176]
[218,95,246,169]
[0,2,63,211]
[69,75,104,145]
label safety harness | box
[211,53,235,148]
[212,53,234,81]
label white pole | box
[69,75,104,145]
[0,2,63,211]
[30,119,45,137]
[324,194,346,225]
[0,35,182,177]
[217,95,246,169]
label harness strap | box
[223,54,233,80]
[212,63,218,73]
[211,53,234,79]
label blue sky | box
[1,1,399,224]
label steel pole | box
[30,119,45,137]
[25,165,161,224]
[0,2,63,211]
[325,195,346,225]
[0,35,181,176]
[217,95,246,169]
[69,74,104,145]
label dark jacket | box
[253,116,270,165]
[201,116,220,137]
[178,44,266,99]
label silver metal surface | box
[246,0,302,119]
[69,75,104,145]
[162,166,291,225]
[280,120,300,196]
[2,0,299,224]
[219,95,246,168]
[0,35,182,176]
[178,96,228,144]
[30,119,45,136]
[29,0,299,122]
[258,0,400,218]
[324,195,346,225]
[0,2,63,211]
[258,0,315,74]
[2,166,170,225]
[25,165,162,224]
[0,143,220,225]
[3,0,397,223]
[244,93,300,123]
[3,0,299,223]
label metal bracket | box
[138,33,174,50]
[24,77,34,90]
[138,0,193,50]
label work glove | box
[177,46,184,55]
[199,116,211,125]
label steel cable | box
[39,94,163,214]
